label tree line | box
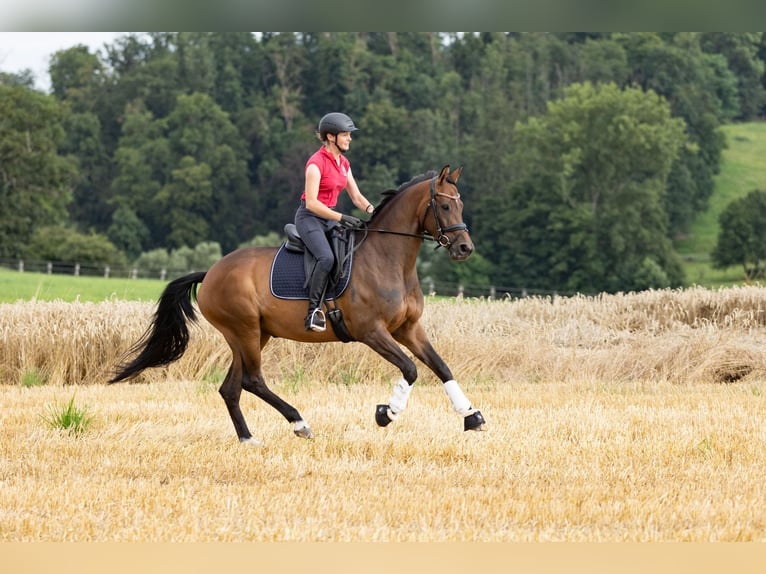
[2,32,765,294]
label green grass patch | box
[21,369,47,388]
[0,267,165,303]
[41,395,93,435]
[677,121,766,286]
[196,367,227,394]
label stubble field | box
[1,287,765,541]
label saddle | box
[277,223,355,342]
[283,223,353,290]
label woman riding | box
[295,112,375,332]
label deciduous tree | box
[0,85,77,258]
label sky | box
[0,32,127,92]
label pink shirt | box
[301,146,350,208]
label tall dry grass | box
[1,286,765,541]
[3,285,766,387]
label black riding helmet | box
[318,112,358,139]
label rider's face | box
[332,131,352,151]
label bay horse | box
[110,165,486,444]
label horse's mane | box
[371,170,437,220]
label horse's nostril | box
[452,241,473,259]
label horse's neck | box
[362,186,427,271]
[376,185,427,235]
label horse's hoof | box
[240,437,264,447]
[294,427,314,439]
[464,410,486,432]
[375,404,395,427]
[293,420,314,439]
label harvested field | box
[1,286,765,541]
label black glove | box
[340,214,364,229]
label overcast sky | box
[0,32,126,92]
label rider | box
[295,112,375,332]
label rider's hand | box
[340,214,364,229]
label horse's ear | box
[438,165,450,183]
[450,165,463,183]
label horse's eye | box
[441,203,450,211]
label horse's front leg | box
[360,327,420,428]
[393,321,486,432]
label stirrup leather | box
[306,308,326,332]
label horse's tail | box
[109,271,207,383]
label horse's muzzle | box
[449,236,474,261]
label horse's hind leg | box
[220,350,312,443]
[218,360,261,445]
[239,334,313,439]
[241,366,313,439]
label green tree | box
[49,45,116,233]
[157,156,213,248]
[111,93,252,251]
[352,99,410,183]
[0,69,36,88]
[109,99,169,248]
[495,82,687,293]
[700,33,766,120]
[132,248,170,276]
[712,190,766,280]
[458,34,524,230]
[24,226,126,268]
[617,33,729,235]
[190,241,222,270]
[49,44,104,110]
[60,111,112,231]
[102,33,181,128]
[0,84,77,258]
[107,205,150,260]
[570,36,630,86]
[163,92,253,251]
[301,33,358,120]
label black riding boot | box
[305,267,330,332]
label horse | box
[110,165,486,444]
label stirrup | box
[305,308,326,332]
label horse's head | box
[424,165,474,261]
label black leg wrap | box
[375,404,394,427]
[464,410,486,431]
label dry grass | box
[1,286,766,541]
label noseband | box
[427,176,468,249]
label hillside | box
[677,121,766,287]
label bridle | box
[362,175,469,250]
[427,176,469,248]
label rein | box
[361,176,468,250]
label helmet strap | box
[328,135,343,157]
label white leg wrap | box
[293,420,310,433]
[443,379,473,416]
[388,377,413,415]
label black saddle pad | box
[269,243,353,300]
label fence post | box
[131,268,138,280]
[104,265,110,278]
[160,267,167,281]
[47,262,52,274]
[18,260,24,273]
[74,263,80,276]
[490,286,496,300]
